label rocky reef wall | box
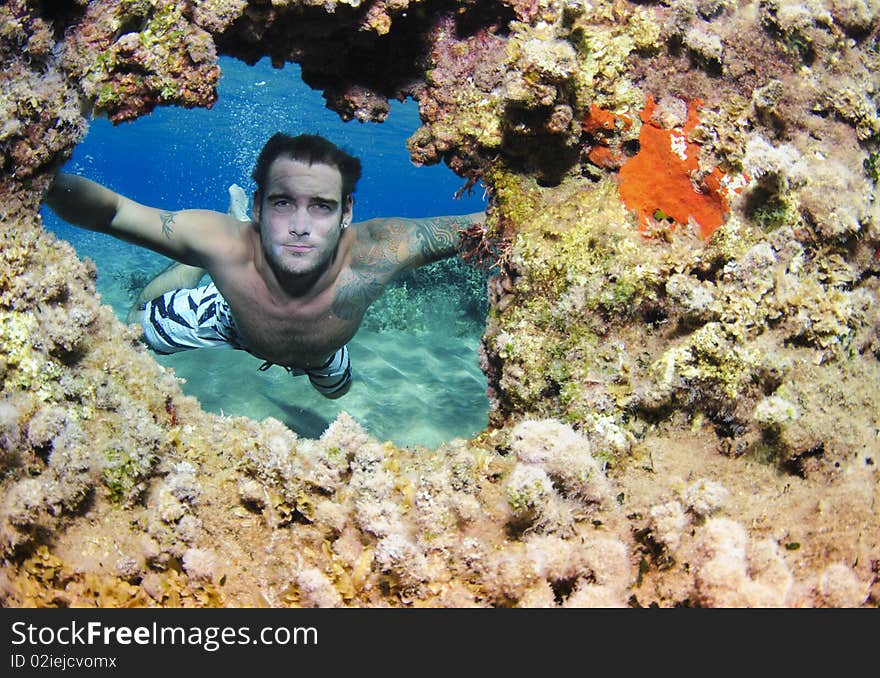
[1,0,878,607]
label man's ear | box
[341,194,353,229]
[251,190,262,222]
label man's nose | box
[288,207,310,235]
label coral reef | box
[1,0,878,607]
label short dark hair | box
[251,133,362,200]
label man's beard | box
[263,219,341,282]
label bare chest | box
[212,272,364,369]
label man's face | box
[254,156,352,280]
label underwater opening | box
[40,56,490,449]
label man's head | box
[251,134,362,283]
[252,133,362,201]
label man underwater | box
[44,133,484,399]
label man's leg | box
[140,282,241,355]
[305,346,352,399]
[126,262,207,325]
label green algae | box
[102,445,158,504]
[485,168,662,417]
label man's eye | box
[310,203,332,213]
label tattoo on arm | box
[411,217,463,264]
[352,221,407,273]
[159,210,177,239]
[332,270,385,320]
[335,215,472,320]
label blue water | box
[41,56,489,448]
[58,56,484,219]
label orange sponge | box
[618,95,732,240]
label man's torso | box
[204,221,392,369]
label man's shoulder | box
[351,216,411,241]
[197,213,255,263]
[347,218,411,267]
[335,222,403,286]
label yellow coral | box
[0,311,61,400]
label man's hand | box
[44,173,120,234]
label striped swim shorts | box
[141,282,352,398]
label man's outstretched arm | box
[355,211,485,273]
[407,212,486,267]
[44,173,236,267]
